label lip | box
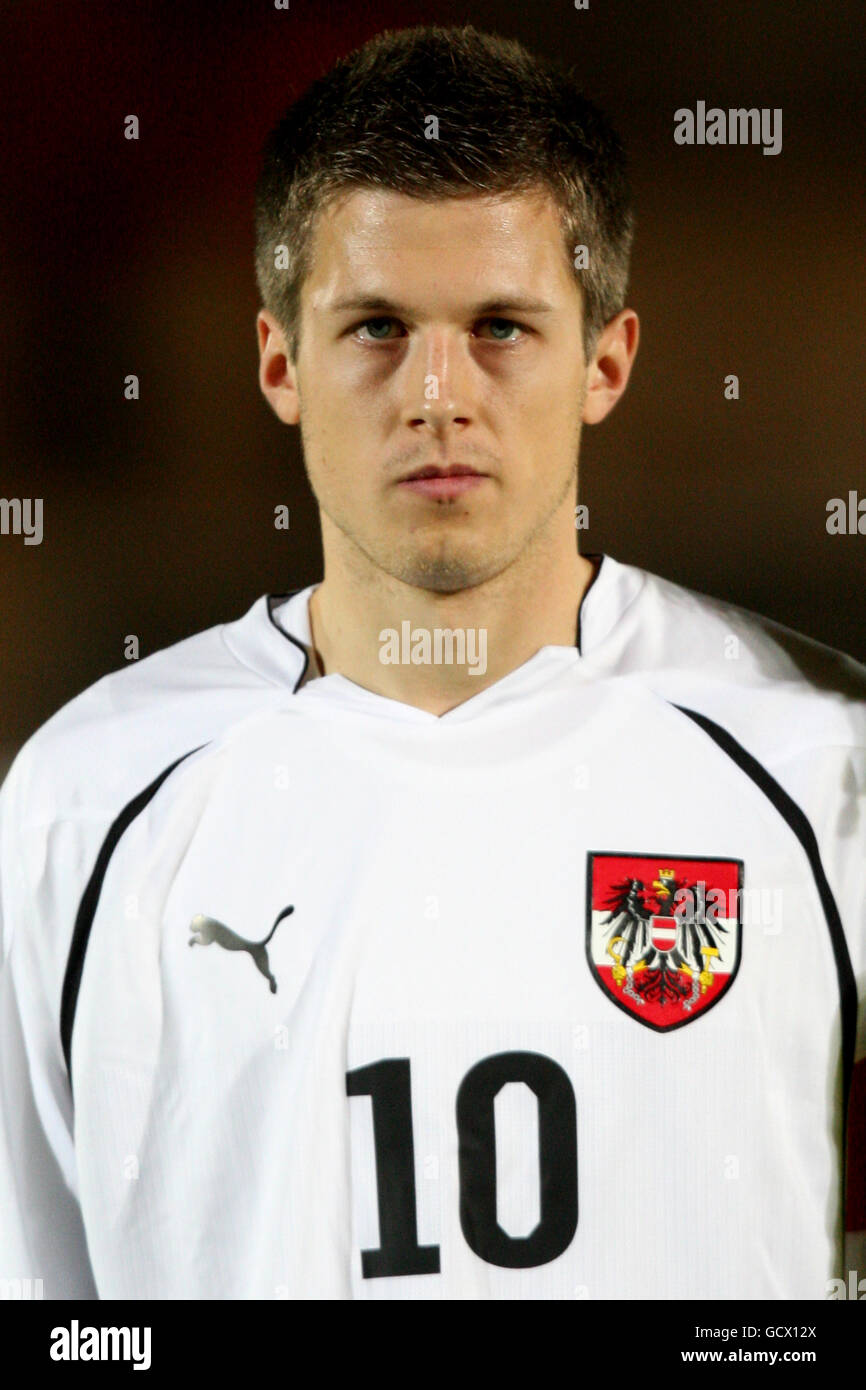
[398,474,488,499]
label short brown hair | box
[254,24,635,363]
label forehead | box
[303,186,576,307]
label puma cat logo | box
[188,905,294,994]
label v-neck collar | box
[298,642,581,724]
[221,553,645,721]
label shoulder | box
[637,561,864,693]
[593,555,866,756]
[2,596,279,830]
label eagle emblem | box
[586,853,742,1030]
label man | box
[1,24,863,1300]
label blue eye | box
[482,319,522,341]
[359,318,399,341]
[354,316,526,343]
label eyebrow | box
[327,293,555,318]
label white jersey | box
[1,554,864,1299]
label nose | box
[403,327,473,433]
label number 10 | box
[346,1050,578,1278]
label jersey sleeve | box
[0,752,98,1299]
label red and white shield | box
[586,852,743,1031]
[650,916,678,952]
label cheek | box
[306,358,391,437]
[301,414,371,501]
[496,363,573,420]
[527,366,582,416]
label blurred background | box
[1,0,864,775]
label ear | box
[581,308,640,426]
[257,309,300,426]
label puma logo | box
[188,905,294,994]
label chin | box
[390,548,501,594]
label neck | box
[307,526,599,717]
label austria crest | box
[586,853,742,1031]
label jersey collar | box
[221,552,644,698]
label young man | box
[1,25,863,1300]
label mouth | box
[400,463,485,482]
[397,463,490,500]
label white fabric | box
[1,554,863,1298]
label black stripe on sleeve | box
[673,704,857,1110]
[60,745,206,1087]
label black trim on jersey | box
[575,554,604,654]
[673,704,857,1109]
[270,571,602,667]
[266,589,311,689]
[61,590,309,1088]
[60,746,206,1088]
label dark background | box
[1,0,864,768]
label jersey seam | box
[218,600,308,693]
